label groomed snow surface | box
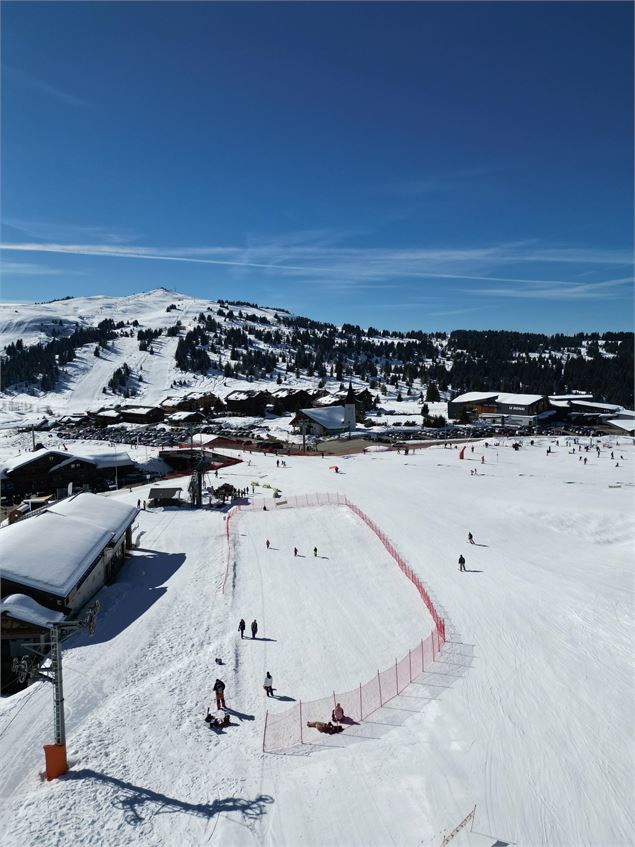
[0,437,633,846]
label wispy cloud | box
[4,66,94,110]
[0,260,71,277]
[1,238,632,300]
[4,219,136,245]
[466,277,634,301]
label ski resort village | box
[0,289,632,847]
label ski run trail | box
[0,437,633,847]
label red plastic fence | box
[264,632,440,751]
[344,500,446,643]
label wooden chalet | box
[270,388,315,413]
[160,391,222,413]
[0,448,139,499]
[91,408,123,426]
[119,405,165,424]
[224,390,271,415]
[166,410,206,425]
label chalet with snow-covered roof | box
[270,387,315,413]
[160,391,222,413]
[166,410,206,425]
[119,405,164,424]
[0,449,96,501]
[0,493,138,614]
[0,447,138,500]
[290,402,357,437]
[224,390,271,415]
[91,408,123,426]
[448,391,549,425]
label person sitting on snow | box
[332,703,344,723]
[205,709,230,727]
[307,720,343,734]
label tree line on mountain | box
[174,310,634,407]
[2,306,632,410]
[1,319,124,392]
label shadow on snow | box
[63,769,274,827]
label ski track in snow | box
[0,438,633,846]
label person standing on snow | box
[266,539,270,550]
[264,672,274,697]
[238,618,246,638]
[313,546,318,557]
[213,678,226,709]
[458,554,466,572]
[294,547,298,557]
[468,532,475,544]
[251,619,258,639]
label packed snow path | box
[0,438,633,846]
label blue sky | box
[1,1,633,333]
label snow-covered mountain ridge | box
[0,288,632,424]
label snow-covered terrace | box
[0,594,65,628]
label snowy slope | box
[0,435,633,846]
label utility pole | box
[12,600,100,780]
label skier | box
[143,500,147,510]
[294,547,298,557]
[468,532,475,544]
[137,499,141,509]
[458,554,466,572]
[264,672,274,697]
[276,460,279,467]
[213,678,226,709]
[481,456,485,464]
[313,546,318,557]
[266,539,270,550]
[332,703,344,723]
[238,618,246,639]
[251,619,258,639]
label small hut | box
[147,486,183,507]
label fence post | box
[432,629,436,660]
[421,638,425,672]
[395,658,398,694]
[378,670,382,706]
[409,649,412,682]
[333,690,336,708]
[299,701,303,744]
[263,711,268,753]
[359,682,363,721]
